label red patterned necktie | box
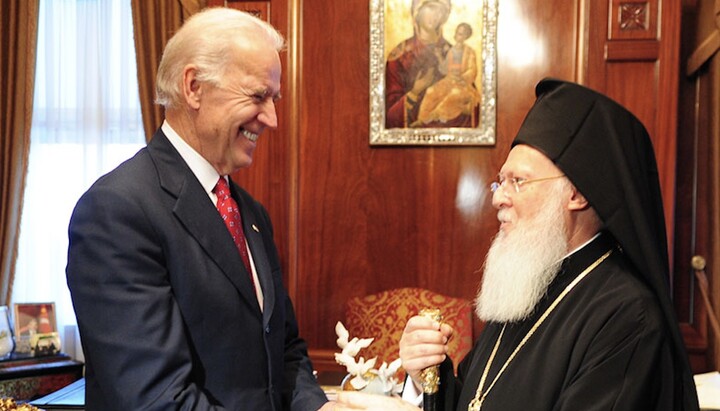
[213,177,253,278]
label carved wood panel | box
[297,0,579,363]
[207,0,698,371]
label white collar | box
[162,120,222,200]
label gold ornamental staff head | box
[418,308,443,394]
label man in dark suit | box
[66,8,333,410]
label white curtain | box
[13,0,145,360]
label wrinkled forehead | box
[501,144,562,177]
[218,40,282,80]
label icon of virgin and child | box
[385,0,481,129]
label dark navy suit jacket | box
[67,129,327,410]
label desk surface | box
[30,377,84,410]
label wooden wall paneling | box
[709,62,720,370]
[677,0,720,373]
[675,64,713,371]
[298,0,373,367]
[587,0,680,244]
[677,88,705,364]
[608,0,658,41]
[496,0,580,138]
[208,0,695,373]
[673,2,720,372]
[299,0,583,368]
[586,0,709,371]
[709,61,720,372]
[651,0,682,260]
[687,73,713,372]
[674,2,714,372]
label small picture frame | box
[13,302,61,356]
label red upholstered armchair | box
[344,287,475,373]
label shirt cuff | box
[400,375,423,407]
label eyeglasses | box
[490,175,566,194]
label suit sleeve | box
[67,184,225,410]
[283,294,329,411]
[253,204,328,411]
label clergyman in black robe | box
[334,79,699,411]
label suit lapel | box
[233,189,275,325]
[147,130,260,312]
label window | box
[13,0,145,359]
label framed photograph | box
[14,302,57,336]
[13,302,61,356]
[369,0,498,146]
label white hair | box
[475,178,572,323]
[155,7,285,108]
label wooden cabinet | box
[0,354,83,401]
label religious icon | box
[370,0,497,145]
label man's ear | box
[182,65,202,110]
[567,185,590,211]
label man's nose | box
[259,100,278,129]
[491,185,510,209]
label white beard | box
[475,183,570,323]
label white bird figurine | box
[335,321,373,357]
[377,358,404,394]
[335,321,350,348]
[333,321,402,394]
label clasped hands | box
[325,315,454,410]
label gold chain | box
[468,249,613,411]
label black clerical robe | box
[441,233,680,410]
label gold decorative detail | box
[691,255,706,271]
[345,288,473,373]
[468,249,613,410]
[0,398,42,411]
[418,308,443,394]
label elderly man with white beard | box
[333,79,699,411]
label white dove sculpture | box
[333,321,403,393]
[335,321,374,357]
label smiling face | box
[492,144,569,234]
[180,41,282,175]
